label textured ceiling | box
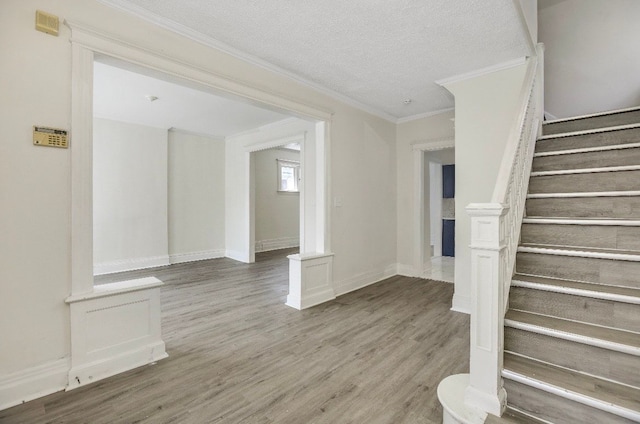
[100,0,531,120]
[94,61,291,138]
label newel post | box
[464,203,508,416]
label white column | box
[464,203,508,416]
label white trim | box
[437,374,488,424]
[94,0,399,123]
[511,278,640,305]
[93,255,170,275]
[411,137,455,151]
[451,293,470,314]
[522,218,640,226]
[538,123,640,140]
[65,20,333,123]
[544,111,558,121]
[255,237,300,253]
[225,249,251,263]
[435,57,527,87]
[0,358,69,411]
[543,105,640,125]
[333,264,397,297]
[534,142,640,157]
[502,369,640,422]
[66,277,164,303]
[531,165,640,177]
[396,107,455,124]
[167,127,224,140]
[67,342,168,391]
[527,190,640,199]
[169,249,225,264]
[396,263,417,277]
[517,245,640,262]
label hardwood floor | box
[1,249,469,424]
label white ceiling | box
[99,0,532,121]
[93,61,291,138]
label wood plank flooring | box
[1,249,468,424]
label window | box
[277,159,300,192]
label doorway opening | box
[412,140,455,283]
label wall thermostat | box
[33,126,68,148]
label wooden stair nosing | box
[543,105,640,126]
[502,353,640,422]
[511,274,640,305]
[527,190,640,199]
[504,310,640,356]
[538,123,640,141]
[517,244,640,262]
[530,164,640,177]
[522,217,640,226]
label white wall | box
[539,0,640,118]
[0,0,395,403]
[93,118,169,273]
[396,112,455,272]
[168,129,225,262]
[518,0,538,44]
[254,148,300,252]
[443,62,529,313]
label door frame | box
[412,138,455,277]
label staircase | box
[499,107,640,423]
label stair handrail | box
[463,43,544,417]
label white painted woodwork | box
[438,43,544,419]
[286,253,335,310]
[438,374,487,424]
[65,277,167,390]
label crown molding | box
[396,107,455,124]
[435,56,528,87]
[96,0,399,123]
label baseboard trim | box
[0,358,69,411]
[67,342,167,391]
[451,293,470,314]
[225,249,251,263]
[334,263,397,297]
[255,237,299,253]
[94,255,170,275]
[169,249,225,264]
[397,263,418,277]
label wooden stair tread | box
[512,273,640,304]
[504,310,640,351]
[518,243,640,259]
[523,217,640,226]
[503,353,640,416]
[485,408,548,424]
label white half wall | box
[168,129,226,263]
[93,118,169,274]
[254,147,300,252]
[441,62,529,313]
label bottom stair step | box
[502,353,640,423]
[485,407,548,424]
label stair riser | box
[503,378,636,424]
[521,223,640,251]
[516,252,640,289]
[525,196,640,219]
[509,286,640,332]
[532,147,640,172]
[505,328,640,389]
[543,110,640,136]
[529,170,640,194]
[538,126,640,152]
